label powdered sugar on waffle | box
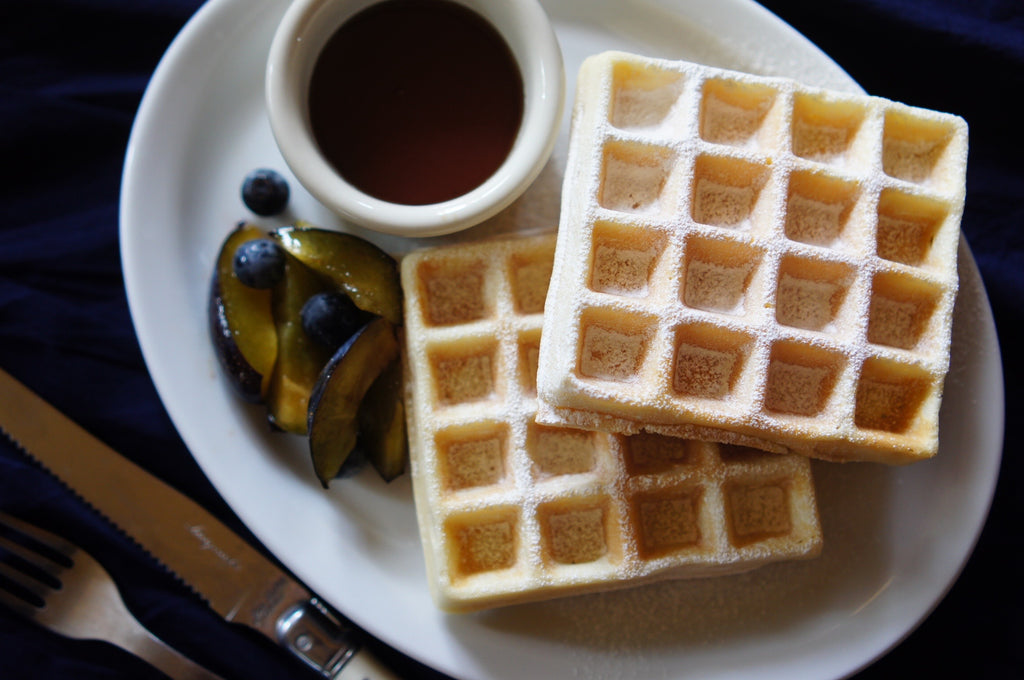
[537,51,967,464]
[402,234,821,612]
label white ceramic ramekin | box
[266,0,564,237]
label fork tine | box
[0,531,67,580]
[0,576,39,618]
[0,556,51,605]
[0,514,227,679]
[0,513,74,604]
[0,512,77,567]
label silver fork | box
[0,512,224,679]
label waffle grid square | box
[403,234,821,612]
[537,52,967,464]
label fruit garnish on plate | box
[301,291,372,351]
[266,243,334,435]
[241,168,290,216]
[356,356,406,482]
[274,225,403,324]
[208,219,407,485]
[308,317,401,487]
[208,223,278,402]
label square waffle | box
[401,233,821,612]
[536,52,967,464]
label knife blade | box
[0,367,398,680]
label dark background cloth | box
[0,0,1020,677]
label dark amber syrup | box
[309,0,524,205]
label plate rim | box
[119,1,1005,678]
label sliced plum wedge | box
[209,223,278,402]
[307,318,400,487]
[273,226,403,325]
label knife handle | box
[276,598,399,679]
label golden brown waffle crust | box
[401,234,821,613]
[537,52,966,465]
[536,401,922,464]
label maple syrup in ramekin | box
[308,0,524,206]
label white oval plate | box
[120,1,1004,678]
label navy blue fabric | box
[0,0,1019,677]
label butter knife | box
[0,367,399,680]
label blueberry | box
[241,168,290,216]
[301,291,368,350]
[232,238,286,289]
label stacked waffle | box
[401,52,965,611]
[537,52,966,464]
[402,234,821,612]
